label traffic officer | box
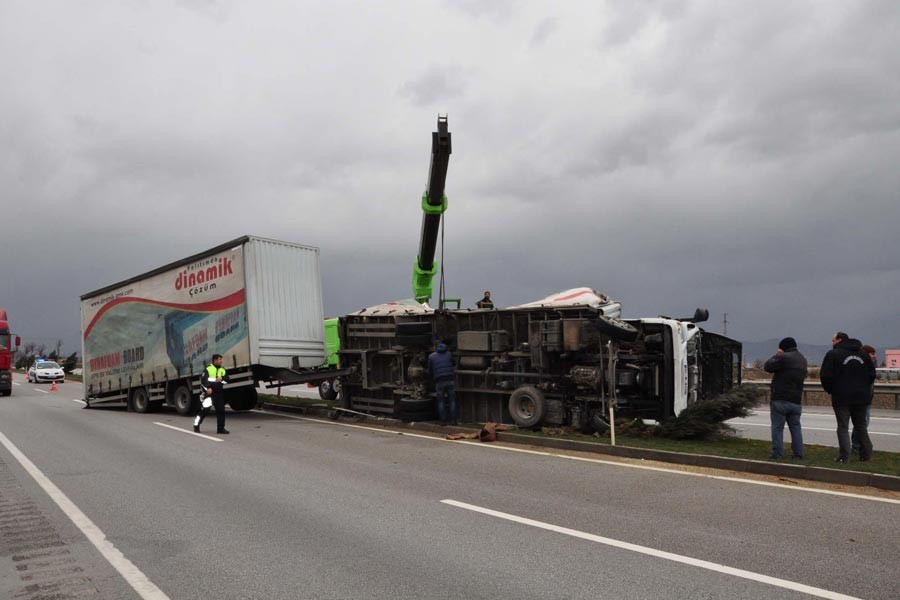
[194,354,231,434]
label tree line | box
[13,340,79,373]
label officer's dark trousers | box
[212,394,226,431]
[198,394,226,431]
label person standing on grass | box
[764,337,807,460]
[820,332,875,463]
[851,344,878,455]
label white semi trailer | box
[80,236,331,414]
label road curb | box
[260,402,900,493]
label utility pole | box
[723,313,728,336]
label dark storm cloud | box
[1,0,899,358]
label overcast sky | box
[2,0,899,357]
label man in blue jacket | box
[764,337,807,460]
[428,342,458,425]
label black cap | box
[778,337,797,351]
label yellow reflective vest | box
[205,364,226,379]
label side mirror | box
[678,308,710,323]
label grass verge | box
[508,428,900,478]
[257,396,900,479]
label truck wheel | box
[228,388,258,411]
[338,386,352,410]
[587,411,610,434]
[508,385,547,428]
[131,387,151,413]
[318,379,338,401]
[172,384,196,415]
[595,316,639,342]
[398,397,435,422]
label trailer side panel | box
[81,245,251,397]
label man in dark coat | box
[820,332,876,462]
[427,342,458,425]
[852,344,877,455]
[764,337,807,459]
[476,291,494,309]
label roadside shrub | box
[655,385,762,440]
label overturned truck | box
[337,289,741,428]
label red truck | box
[0,309,21,396]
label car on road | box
[29,360,65,384]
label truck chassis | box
[337,305,741,428]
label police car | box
[29,360,65,384]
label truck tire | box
[587,411,610,434]
[318,379,338,401]
[338,386,352,410]
[172,384,196,416]
[131,387,151,413]
[398,397,435,422]
[228,387,258,411]
[595,316,639,342]
[508,385,547,428]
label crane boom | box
[412,116,452,303]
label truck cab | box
[0,309,20,396]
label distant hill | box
[740,339,834,367]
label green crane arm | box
[412,116,452,303]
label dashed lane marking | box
[0,432,170,599]
[153,422,223,442]
[253,410,900,506]
[443,499,861,600]
[34,390,49,394]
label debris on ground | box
[446,422,517,442]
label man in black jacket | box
[764,337,807,459]
[476,291,494,309]
[820,332,876,462]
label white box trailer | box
[80,236,328,414]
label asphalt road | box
[273,381,900,453]
[2,376,899,599]
[728,407,900,453]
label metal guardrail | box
[744,380,900,410]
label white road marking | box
[442,499,861,600]
[751,410,900,422]
[35,389,49,394]
[154,422,223,442]
[0,431,170,600]
[254,410,900,505]
[734,422,900,436]
[72,399,86,404]
[11,382,20,386]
